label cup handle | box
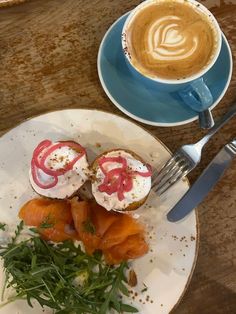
[178,78,213,112]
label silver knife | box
[167,139,236,222]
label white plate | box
[0,109,198,314]
[0,0,26,7]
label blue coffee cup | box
[121,0,222,112]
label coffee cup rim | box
[121,0,222,85]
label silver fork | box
[152,102,236,195]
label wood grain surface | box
[0,0,235,313]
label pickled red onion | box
[133,164,152,177]
[97,156,151,201]
[98,156,127,174]
[32,140,52,168]
[39,141,85,176]
[31,140,86,189]
[31,160,58,189]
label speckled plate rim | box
[97,12,233,127]
[0,108,199,313]
[0,0,27,7]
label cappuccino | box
[124,0,219,80]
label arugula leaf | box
[0,223,6,231]
[121,303,139,313]
[82,219,96,234]
[39,214,54,229]
[99,262,129,314]
[119,282,130,296]
[0,221,138,314]
[11,220,24,244]
[29,227,38,234]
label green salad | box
[0,222,138,314]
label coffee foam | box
[125,0,219,80]
[147,16,198,61]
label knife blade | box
[167,139,236,222]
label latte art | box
[148,16,198,61]
[125,1,219,80]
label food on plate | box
[91,149,152,211]
[29,140,152,213]
[1,138,153,313]
[71,199,149,263]
[0,222,138,314]
[19,198,79,242]
[70,199,101,254]
[104,234,149,265]
[19,197,149,264]
[29,139,89,199]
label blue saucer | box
[97,13,233,126]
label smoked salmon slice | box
[19,198,79,242]
[70,198,100,254]
[100,214,144,250]
[89,201,119,237]
[70,199,148,262]
[39,222,79,243]
[19,197,149,264]
[104,234,149,265]
[19,198,72,225]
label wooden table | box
[0,0,235,313]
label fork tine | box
[154,166,189,195]
[153,161,186,193]
[228,143,236,153]
[152,155,176,177]
[152,158,176,186]
[152,155,186,188]
[152,154,183,187]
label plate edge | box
[0,107,200,313]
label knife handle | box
[196,102,236,150]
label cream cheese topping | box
[29,142,89,199]
[92,150,151,211]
